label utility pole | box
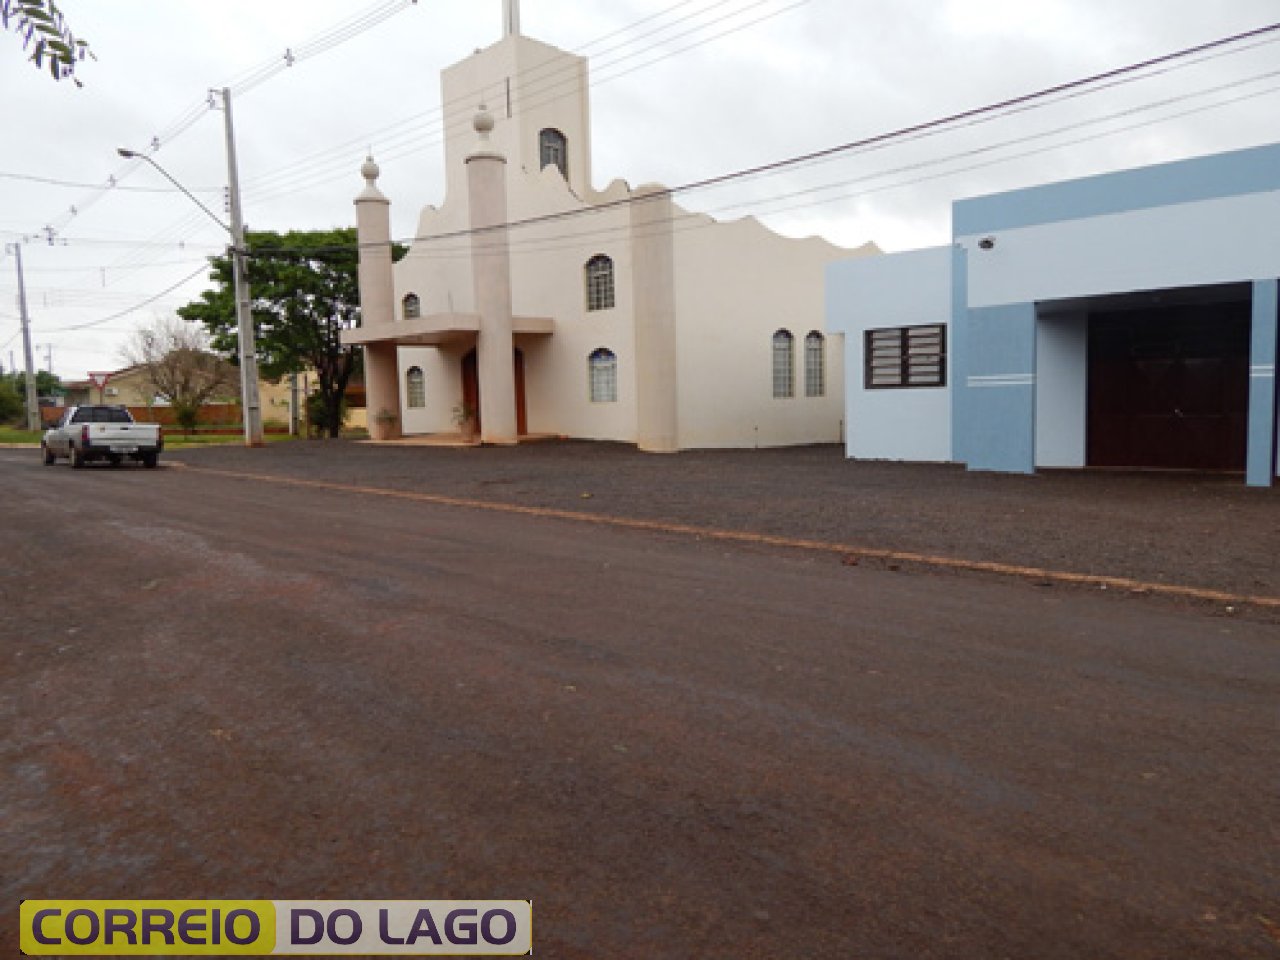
[8,243,40,432]
[220,87,264,446]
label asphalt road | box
[2,452,1278,959]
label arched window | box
[772,329,794,399]
[805,331,825,397]
[402,293,421,319]
[539,128,568,178]
[589,348,618,403]
[585,254,615,311]
[405,366,425,408]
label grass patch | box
[0,427,41,444]
[165,432,296,448]
[0,425,298,448]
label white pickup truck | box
[42,405,164,469]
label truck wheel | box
[142,452,158,469]
[42,444,55,466]
[107,454,123,467]
[71,446,85,469]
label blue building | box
[828,142,1280,487]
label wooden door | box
[462,349,480,433]
[1087,303,1249,470]
[514,348,527,436]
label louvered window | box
[865,324,946,389]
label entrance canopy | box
[342,312,553,348]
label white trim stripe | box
[1250,364,1275,378]
[967,373,1035,388]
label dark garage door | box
[1088,302,1250,470]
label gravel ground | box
[166,439,1280,601]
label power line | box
[372,20,1280,249]
[23,0,422,243]
[240,0,738,193]
[39,265,210,334]
[245,0,808,202]
[0,171,221,194]
[61,1,790,306]
[325,64,1280,266]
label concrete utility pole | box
[8,243,40,431]
[220,87,264,447]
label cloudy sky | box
[2,0,1278,381]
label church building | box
[345,1,877,450]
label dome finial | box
[361,154,381,184]
[474,103,494,142]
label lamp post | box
[118,140,264,447]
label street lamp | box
[118,139,263,447]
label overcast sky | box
[2,0,1278,381]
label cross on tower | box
[503,0,520,37]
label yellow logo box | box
[20,900,532,956]
[21,901,274,956]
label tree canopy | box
[2,0,91,84]
[178,228,371,438]
[0,369,59,425]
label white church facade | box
[345,3,877,450]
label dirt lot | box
[171,439,1279,602]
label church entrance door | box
[461,347,527,436]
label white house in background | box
[828,141,1280,488]
[344,4,877,451]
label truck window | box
[70,407,134,424]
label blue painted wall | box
[955,141,1280,236]
[957,303,1036,474]
[949,244,970,464]
[1247,280,1279,487]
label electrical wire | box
[23,0,421,243]
[323,67,1280,266]
[351,20,1280,253]
[0,171,221,194]
[38,1,797,317]
[39,264,211,334]
[245,0,809,202]
[239,0,740,194]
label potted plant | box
[452,400,478,440]
[372,407,399,437]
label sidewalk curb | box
[178,463,1280,613]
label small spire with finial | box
[503,0,520,38]
[474,103,494,142]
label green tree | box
[0,377,22,423]
[179,228,375,439]
[2,0,92,84]
[33,369,62,395]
